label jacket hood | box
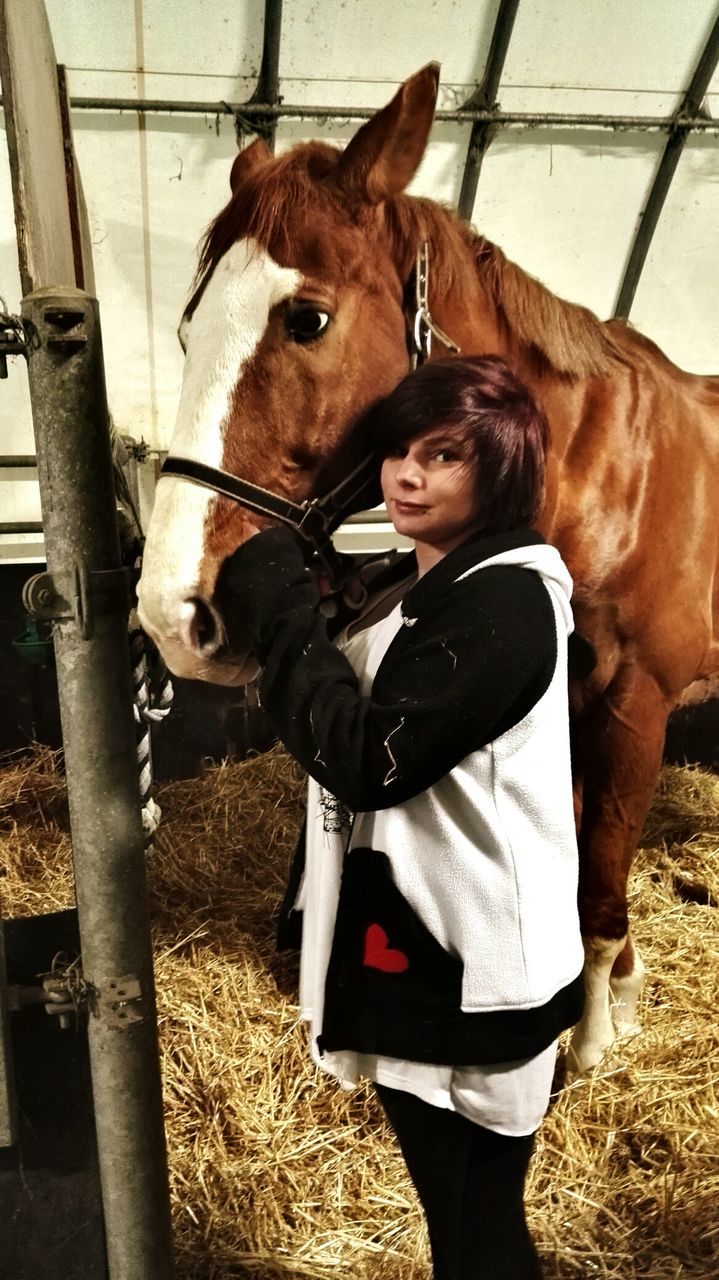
[459,542,575,637]
[402,528,575,637]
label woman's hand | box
[216,526,319,661]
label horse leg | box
[568,664,669,1075]
[609,934,646,1037]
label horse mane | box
[381,195,626,379]
[186,143,342,314]
[189,141,625,379]
[474,237,626,377]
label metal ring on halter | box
[159,451,377,589]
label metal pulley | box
[22,563,132,640]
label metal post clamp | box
[92,976,145,1031]
[22,564,132,640]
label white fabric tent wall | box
[1,0,718,556]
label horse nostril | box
[178,597,220,656]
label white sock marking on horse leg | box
[609,942,645,1037]
[567,934,627,1076]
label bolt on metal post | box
[21,286,174,1279]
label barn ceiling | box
[1,0,718,544]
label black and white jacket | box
[222,526,585,1068]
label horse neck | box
[421,215,623,396]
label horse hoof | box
[565,1021,617,1077]
[565,1044,606,1080]
[612,1019,642,1040]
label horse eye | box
[285,306,330,344]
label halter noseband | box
[160,451,377,586]
[160,243,461,587]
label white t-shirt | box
[298,596,558,1138]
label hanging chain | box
[409,244,462,370]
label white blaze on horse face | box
[138,239,301,654]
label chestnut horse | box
[138,65,719,1074]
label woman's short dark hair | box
[369,355,549,534]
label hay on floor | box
[1,746,718,1279]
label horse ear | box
[327,63,440,204]
[229,138,272,193]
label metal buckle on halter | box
[296,499,333,545]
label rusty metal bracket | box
[43,303,88,354]
[23,564,131,640]
[6,967,147,1034]
[43,973,83,1029]
[3,953,88,1031]
[0,298,32,378]
[93,975,144,1030]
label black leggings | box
[375,1083,542,1280]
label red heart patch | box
[363,923,409,974]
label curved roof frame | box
[4,0,717,322]
[456,0,521,222]
[612,9,719,318]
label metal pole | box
[458,0,521,221]
[2,95,717,131]
[242,0,283,151]
[20,285,174,1280]
[614,10,719,319]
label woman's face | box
[380,426,483,560]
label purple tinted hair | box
[369,355,549,534]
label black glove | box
[216,526,320,662]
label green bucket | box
[12,617,55,666]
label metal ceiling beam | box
[5,97,717,131]
[239,0,283,151]
[614,11,719,319]
[457,0,521,222]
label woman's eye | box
[433,450,454,462]
[285,307,331,344]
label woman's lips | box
[392,499,428,515]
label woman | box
[220,355,584,1280]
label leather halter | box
[161,451,376,586]
[160,243,461,586]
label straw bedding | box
[1,745,717,1279]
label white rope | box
[128,609,173,844]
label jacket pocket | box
[319,847,464,1056]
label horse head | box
[138,64,448,684]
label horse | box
[137,64,719,1075]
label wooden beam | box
[0,0,93,294]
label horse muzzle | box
[137,586,260,687]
